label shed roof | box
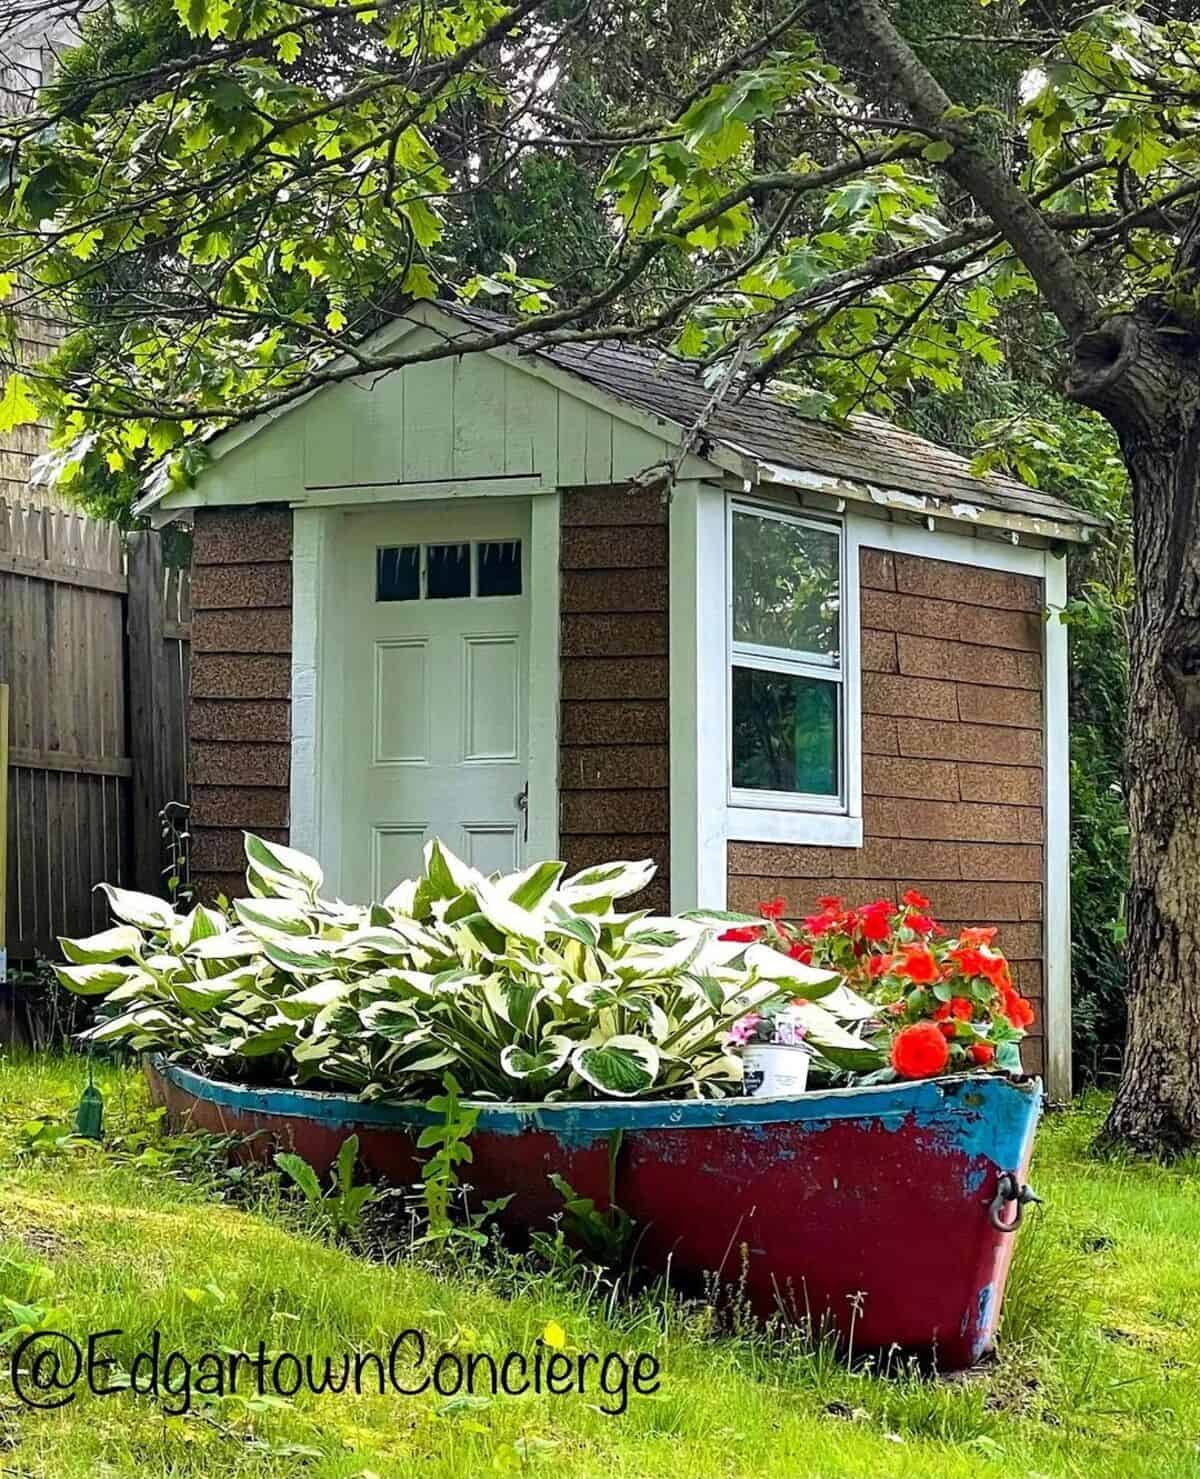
[445,305,1099,541]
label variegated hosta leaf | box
[274,977,357,1020]
[54,962,146,996]
[743,944,841,997]
[234,897,315,937]
[382,878,419,915]
[243,833,324,900]
[185,929,263,960]
[358,1001,423,1039]
[96,883,176,933]
[58,925,144,964]
[260,938,344,975]
[560,859,657,907]
[498,859,567,911]
[500,1035,572,1081]
[571,1036,661,1097]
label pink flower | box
[728,1013,763,1045]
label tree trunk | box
[1073,315,1200,1153]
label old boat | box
[148,1059,1041,1371]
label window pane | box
[376,545,420,602]
[427,543,471,599]
[732,510,840,660]
[476,540,522,596]
[731,666,839,797]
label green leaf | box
[274,31,302,64]
[571,1036,660,1097]
[54,962,144,996]
[0,373,38,434]
[275,1151,322,1204]
[244,833,324,899]
[500,1035,572,1081]
[59,925,144,964]
[97,883,176,932]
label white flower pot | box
[742,1043,811,1098]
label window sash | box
[727,500,848,814]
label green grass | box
[1,1055,1199,1478]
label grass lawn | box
[1,1056,1199,1478]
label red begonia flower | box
[890,1022,950,1078]
[719,925,763,943]
[895,945,938,984]
[902,889,931,910]
[758,896,786,920]
[969,1042,996,1065]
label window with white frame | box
[728,501,847,814]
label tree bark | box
[1068,316,1200,1153]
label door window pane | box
[427,543,471,599]
[476,540,522,596]
[732,510,840,660]
[731,666,839,797]
[376,545,420,602]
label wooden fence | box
[0,501,190,961]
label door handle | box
[515,782,529,843]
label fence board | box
[1,499,190,959]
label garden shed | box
[138,301,1101,1101]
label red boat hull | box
[148,1060,1041,1370]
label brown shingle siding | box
[190,699,291,744]
[893,554,1042,611]
[192,608,292,654]
[560,524,668,568]
[897,635,1041,690]
[191,562,292,610]
[191,653,292,700]
[188,506,293,901]
[559,488,668,908]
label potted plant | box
[729,999,813,1096]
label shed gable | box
[193,325,677,504]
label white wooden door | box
[341,501,530,900]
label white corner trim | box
[527,491,561,861]
[670,479,728,911]
[289,507,329,862]
[1042,549,1072,1101]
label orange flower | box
[891,1022,950,1078]
[959,926,998,947]
[895,945,938,984]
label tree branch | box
[845,0,1103,341]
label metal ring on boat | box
[989,1172,1041,1232]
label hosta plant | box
[53,835,883,1102]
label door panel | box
[342,500,531,902]
[464,823,519,875]
[463,635,520,761]
[374,640,430,763]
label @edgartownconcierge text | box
[8,1327,662,1417]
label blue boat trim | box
[153,1058,1041,1164]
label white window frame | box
[727,499,850,818]
[724,496,864,850]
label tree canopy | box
[0,0,1191,500]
